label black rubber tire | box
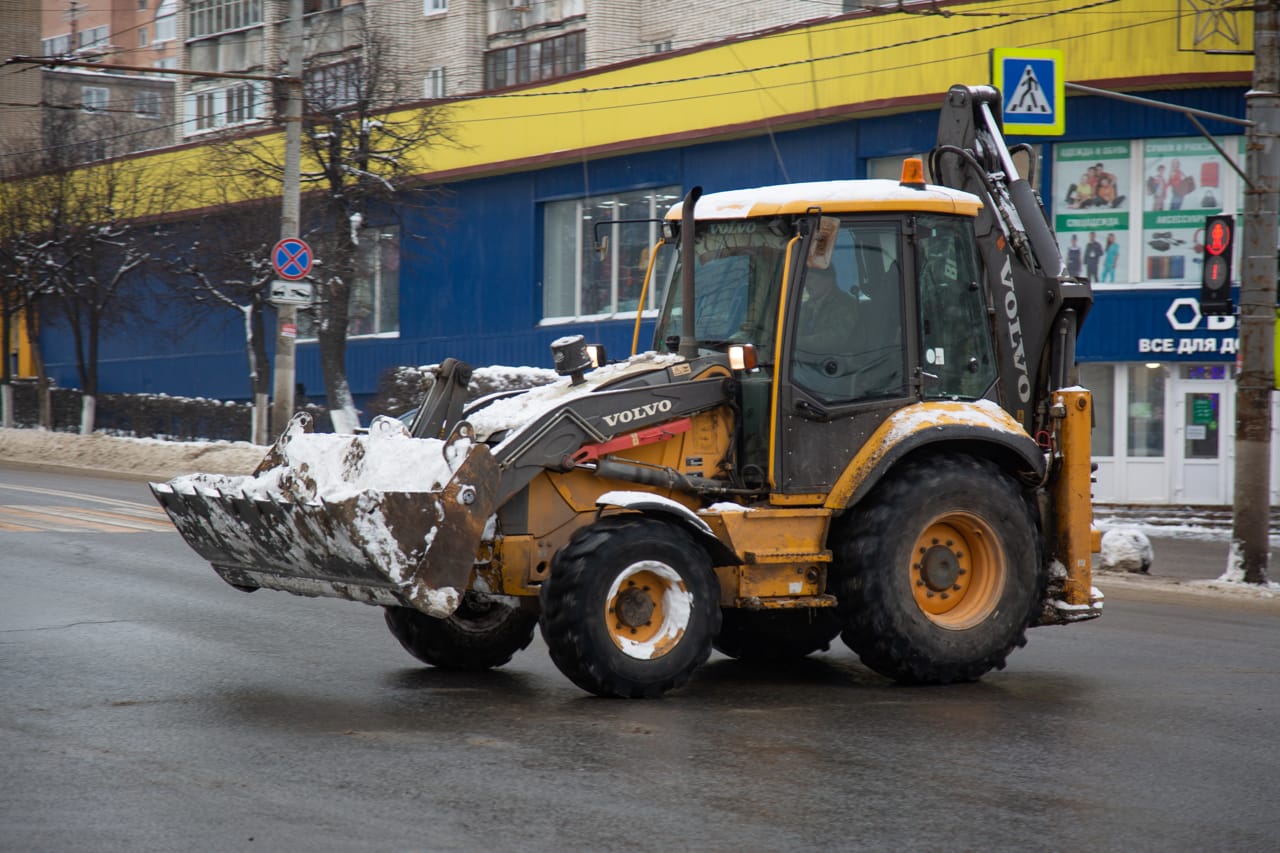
[539,515,721,698]
[383,591,538,671]
[713,608,840,661]
[833,454,1044,685]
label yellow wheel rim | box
[605,561,692,660]
[909,513,1006,630]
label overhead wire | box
[0,0,1210,165]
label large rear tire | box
[539,516,721,698]
[713,608,840,662]
[384,591,538,671]
[834,454,1043,685]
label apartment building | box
[0,0,44,152]
[32,0,178,157]
[76,1,876,139]
[39,0,181,71]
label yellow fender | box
[823,399,1043,511]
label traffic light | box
[1200,214,1234,316]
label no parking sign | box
[272,237,314,281]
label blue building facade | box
[35,81,1265,505]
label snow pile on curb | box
[0,427,265,481]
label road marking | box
[0,483,171,534]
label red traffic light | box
[1205,216,1232,256]
[1200,214,1234,316]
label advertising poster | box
[1141,137,1226,284]
[1053,142,1131,284]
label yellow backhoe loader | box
[154,85,1100,698]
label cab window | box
[791,221,906,403]
[915,215,997,399]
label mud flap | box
[152,432,499,618]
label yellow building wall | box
[132,0,1257,214]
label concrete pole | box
[270,0,304,438]
[1232,1,1279,584]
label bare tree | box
[9,105,182,433]
[162,200,281,444]
[0,177,48,428]
[206,14,454,432]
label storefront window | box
[1127,364,1166,457]
[541,186,681,321]
[298,224,399,340]
[1141,137,1227,285]
[1053,142,1131,284]
[1079,363,1113,456]
[1053,135,1242,287]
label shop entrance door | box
[1171,379,1232,505]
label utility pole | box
[269,0,304,438]
[1232,1,1279,585]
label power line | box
[2,1,1217,164]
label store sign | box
[1076,289,1239,362]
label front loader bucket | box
[151,414,499,618]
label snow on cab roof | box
[664,179,982,220]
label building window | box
[485,30,584,89]
[78,26,109,50]
[81,86,109,113]
[135,90,161,118]
[155,0,177,41]
[188,0,264,39]
[298,225,401,339]
[187,83,261,133]
[193,90,218,130]
[424,66,446,100]
[139,28,149,47]
[542,186,681,320]
[305,61,362,111]
[43,34,72,56]
[139,0,148,8]
[424,0,448,14]
[1127,364,1166,457]
[225,83,255,124]
[153,57,177,73]
[652,41,673,54]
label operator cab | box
[652,172,997,493]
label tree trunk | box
[1,293,11,428]
[80,393,95,435]
[81,308,99,434]
[318,235,357,432]
[21,304,50,429]
[319,317,359,433]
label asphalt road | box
[2,466,1279,852]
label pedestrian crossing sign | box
[991,48,1064,136]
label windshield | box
[654,219,792,362]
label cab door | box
[773,217,914,495]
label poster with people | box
[1053,142,1130,284]
[1141,137,1226,284]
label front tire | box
[539,516,721,698]
[384,591,538,671]
[834,454,1043,685]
